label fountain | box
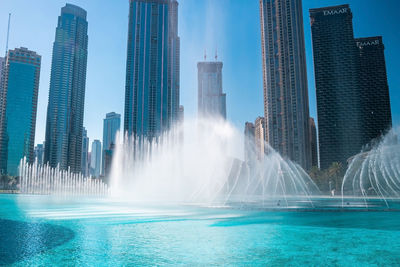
[110,118,320,207]
[19,158,109,197]
[342,128,400,204]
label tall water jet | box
[342,128,400,203]
[19,158,109,197]
[109,118,319,207]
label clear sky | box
[0,0,399,146]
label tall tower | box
[244,122,255,162]
[310,5,364,169]
[0,48,41,175]
[197,61,226,119]
[124,0,180,139]
[254,117,266,161]
[81,127,89,177]
[102,112,121,174]
[44,4,88,172]
[90,140,101,177]
[356,37,392,143]
[260,0,311,169]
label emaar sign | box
[323,8,348,16]
[357,40,380,47]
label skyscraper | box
[255,117,266,161]
[356,37,392,143]
[90,140,101,178]
[310,5,392,169]
[244,122,255,162]
[0,48,41,175]
[309,117,318,168]
[260,0,311,169]
[81,127,89,177]
[35,144,44,166]
[124,0,180,139]
[197,61,226,119]
[44,4,88,173]
[102,112,120,174]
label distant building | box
[102,112,120,175]
[197,61,226,119]
[124,0,180,139]
[255,117,266,161]
[0,48,41,176]
[178,105,184,124]
[34,144,44,166]
[356,37,392,143]
[90,140,101,178]
[81,127,89,177]
[260,0,311,169]
[44,4,88,173]
[309,118,318,168]
[103,143,115,178]
[310,5,392,169]
[244,122,255,162]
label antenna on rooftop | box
[5,13,11,56]
[215,46,218,61]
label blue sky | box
[0,0,399,145]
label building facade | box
[197,61,226,119]
[81,127,89,177]
[90,140,101,178]
[35,144,44,165]
[260,0,311,169]
[44,4,88,173]
[310,5,392,169]
[124,0,180,139]
[0,48,41,175]
[0,57,4,91]
[309,117,318,168]
[244,122,255,163]
[102,112,120,175]
[356,37,392,144]
[255,117,266,161]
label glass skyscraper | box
[260,0,311,169]
[44,4,88,173]
[356,37,392,144]
[124,0,180,139]
[81,127,89,177]
[197,61,227,119]
[90,140,101,178]
[34,144,44,166]
[0,48,41,176]
[310,5,392,169]
[102,112,120,175]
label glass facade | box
[125,0,180,139]
[0,48,41,176]
[34,144,44,165]
[90,140,101,178]
[81,127,89,177]
[260,0,311,169]
[102,112,120,175]
[44,4,88,173]
[197,62,226,119]
[310,5,392,169]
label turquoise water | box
[1,194,400,266]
